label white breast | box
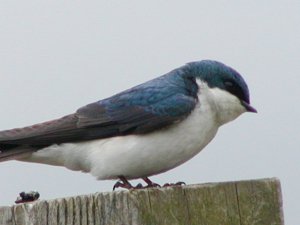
[21,82,245,180]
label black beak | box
[241,101,257,113]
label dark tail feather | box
[0,146,34,162]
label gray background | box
[0,1,299,224]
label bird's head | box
[185,60,257,125]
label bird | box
[0,60,256,189]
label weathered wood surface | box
[0,178,284,225]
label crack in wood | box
[235,183,243,225]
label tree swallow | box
[0,60,256,189]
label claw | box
[113,176,161,190]
[143,177,161,188]
[112,176,185,190]
[113,176,134,190]
[113,181,129,190]
[135,183,143,188]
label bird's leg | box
[163,181,186,187]
[113,176,185,190]
[142,177,161,188]
[113,176,162,190]
[113,176,134,190]
[113,176,143,190]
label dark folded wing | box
[0,88,197,151]
[0,114,80,161]
[77,92,197,135]
[0,114,79,148]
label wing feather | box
[0,74,198,158]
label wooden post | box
[0,178,284,225]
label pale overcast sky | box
[0,1,299,224]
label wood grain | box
[0,178,284,225]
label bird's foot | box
[143,177,161,188]
[113,176,144,190]
[113,176,185,190]
[163,181,186,187]
[15,191,40,204]
[113,176,161,190]
[113,181,132,190]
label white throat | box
[196,79,246,126]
